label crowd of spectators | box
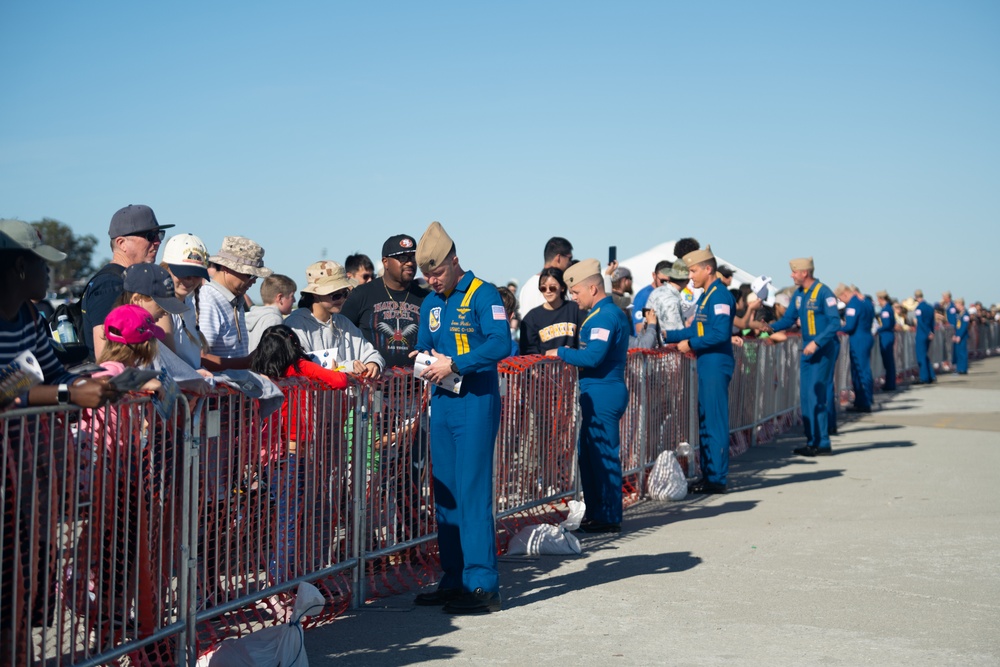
[3,208,999,661]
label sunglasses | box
[539,285,562,293]
[388,253,416,264]
[129,229,166,242]
[330,290,349,301]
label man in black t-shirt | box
[81,204,174,359]
[341,234,428,369]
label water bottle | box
[55,315,79,344]
[675,442,694,479]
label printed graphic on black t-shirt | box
[341,278,428,369]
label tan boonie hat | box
[682,244,714,267]
[876,290,889,299]
[210,236,272,278]
[789,257,814,272]
[302,260,352,295]
[667,259,689,280]
[0,219,67,262]
[416,221,455,274]
[563,258,601,287]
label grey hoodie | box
[246,304,284,353]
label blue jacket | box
[664,278,735,363]
[557,295,630,386]
[876,302,895,342]
[944,303,958,327]
[841,295,874,344]
[416,271,511,395]
[954,311,970,342]
[772,279,840,351]
[914,301,935,339]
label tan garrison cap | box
[789,257,814,272]
[564,258,601,287]
[876,290,889,299]
[210,236,272,278]
[416,221,455,273]
[302,260,352,295]
[682,244,714,267]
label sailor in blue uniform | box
[952,298,970,374]
[769,257,841,456]
[411,221,510,614]
[546,258,630,530]
[913,289,936,384]
[662,245,736,494]
[875,290,897,390]
[837,284,875,412]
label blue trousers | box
[269,455,308,585]
[879,337,896,390]
[429,387,500,594]
[955,338,968,373]
[800,345,836,450]
[848,339,874,409]
[916,335,935,383]
[696,361,732,486]
[578,381,628,524]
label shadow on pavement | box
[832,440,916,455]
[504,551,702,609]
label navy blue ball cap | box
[108,204,175,238]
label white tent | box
[618,240,757,290]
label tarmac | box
[305,357,1000,666]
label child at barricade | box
[250,325,349,596]
[77,305,166,649]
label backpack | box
[46,264,122,364]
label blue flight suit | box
[557,295,631,524]
[944,302,958,366]
[772,279,841,451]
[913,300,936,383]
[416,272,510,594]
[954,311,970,374]
[841,295,875,409]
[631,283,654,335]
[664,279,735,486]
[876,301,897,390]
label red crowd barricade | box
[4,326,991,665]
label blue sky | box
[2,2,998,305]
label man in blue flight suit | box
[952,298,970,375]
[545,258,631,530]
[875,290,897,391]
[769,257,841,456]
[661,246,736,494]
[836,284,875,413]
[410,221,510,614]
[913,289,937,384]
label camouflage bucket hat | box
[209,236,272,279]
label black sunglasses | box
[129,229,166,242]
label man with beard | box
[341,234,428,369]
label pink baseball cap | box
[104,305,166,344]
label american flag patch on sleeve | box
[846,307,856,316]
[714,303,731,316]
[826,297,837,307]
[590,328,610,341]
[492,305,507,320]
